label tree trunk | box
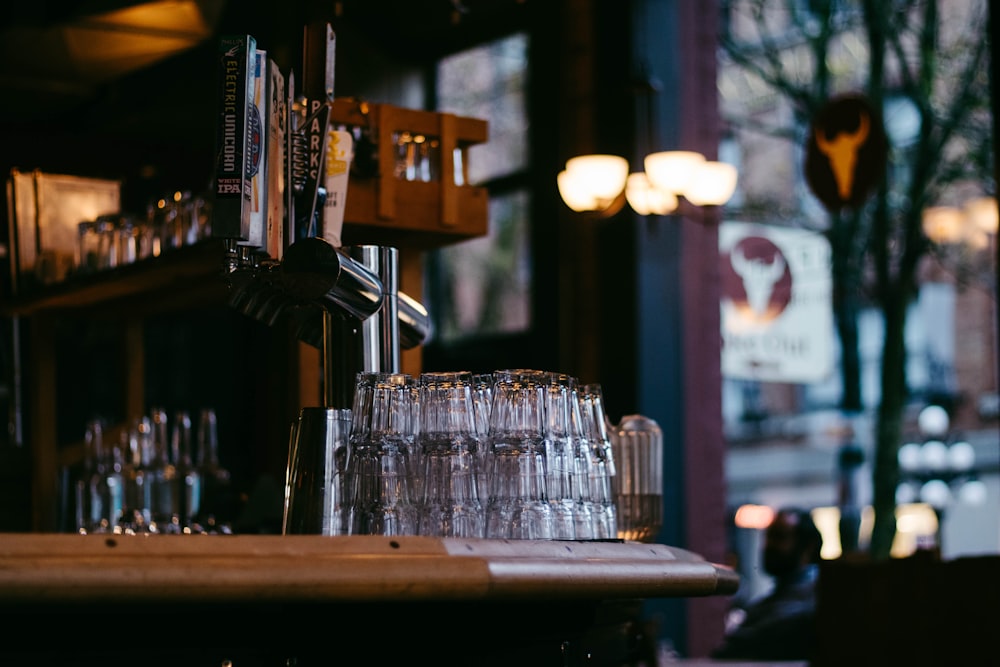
[869,285,909,559]
[829,211,865,413]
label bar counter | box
[0,533,737,603]
[0,534,737,666]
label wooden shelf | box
[2,239,230,317]
[331,98,490,249]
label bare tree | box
[720,0,993,559]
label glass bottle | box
[119,415,153,533]
[105,433,126,532]
[172,410,201,532]
[195,408,233,534]
[75,418,109,533]
[148,407,181,534]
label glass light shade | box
[896,483,919,505]
[947,441,975,471]
[898,442,923,472]
[964,229,991,250]
[557,169,601,212]
[564,154,629,202]
[922,206,965,244]
[920,440,949,471]
[958,479,988,505]
[684,161,739,206]
[920,479,952,509]
[963,196,999,234]
[644,150,705,194]
[918,404,950,437]
[625,172,678,216]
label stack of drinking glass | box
[288,369,621,540]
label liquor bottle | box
[195,408,234,534]
[148,407,181,534]
[75,418,113,534]
[119,416,152,533]
[172,410,201,532]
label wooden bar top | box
[0,534,738,605]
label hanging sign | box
[720,222,834,383]
[804,94,887,212]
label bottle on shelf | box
[171,410,201,532]
[74,418,122,534]
[148,407,181,534]
[194,408,234,534]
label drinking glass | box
[283,407,353,536]
[77,221,99,274]
[542,372,590,540]
[417,371,484,538]
[564,378,601,541]
[471,372,493,503]
[584,383,616,477]
[579,384,618,539]
[346,372,419,536]
[484,369,552,540]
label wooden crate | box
[330,99,490,250]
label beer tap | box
[212,25,430,413]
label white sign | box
[719,222,833,383]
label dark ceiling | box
[0,0,529,202]
[0,0,529,125]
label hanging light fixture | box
[559,150,738,217]
[558,69,738,218]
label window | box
[427,32,531,344]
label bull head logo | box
[815,112,869,201]
[731,245,786,317]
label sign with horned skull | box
[720,222,834,383]
[804,94,887,211]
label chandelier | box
[557,150,738,216]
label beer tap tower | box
[210,23,493,534]
[212,24,430,411]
